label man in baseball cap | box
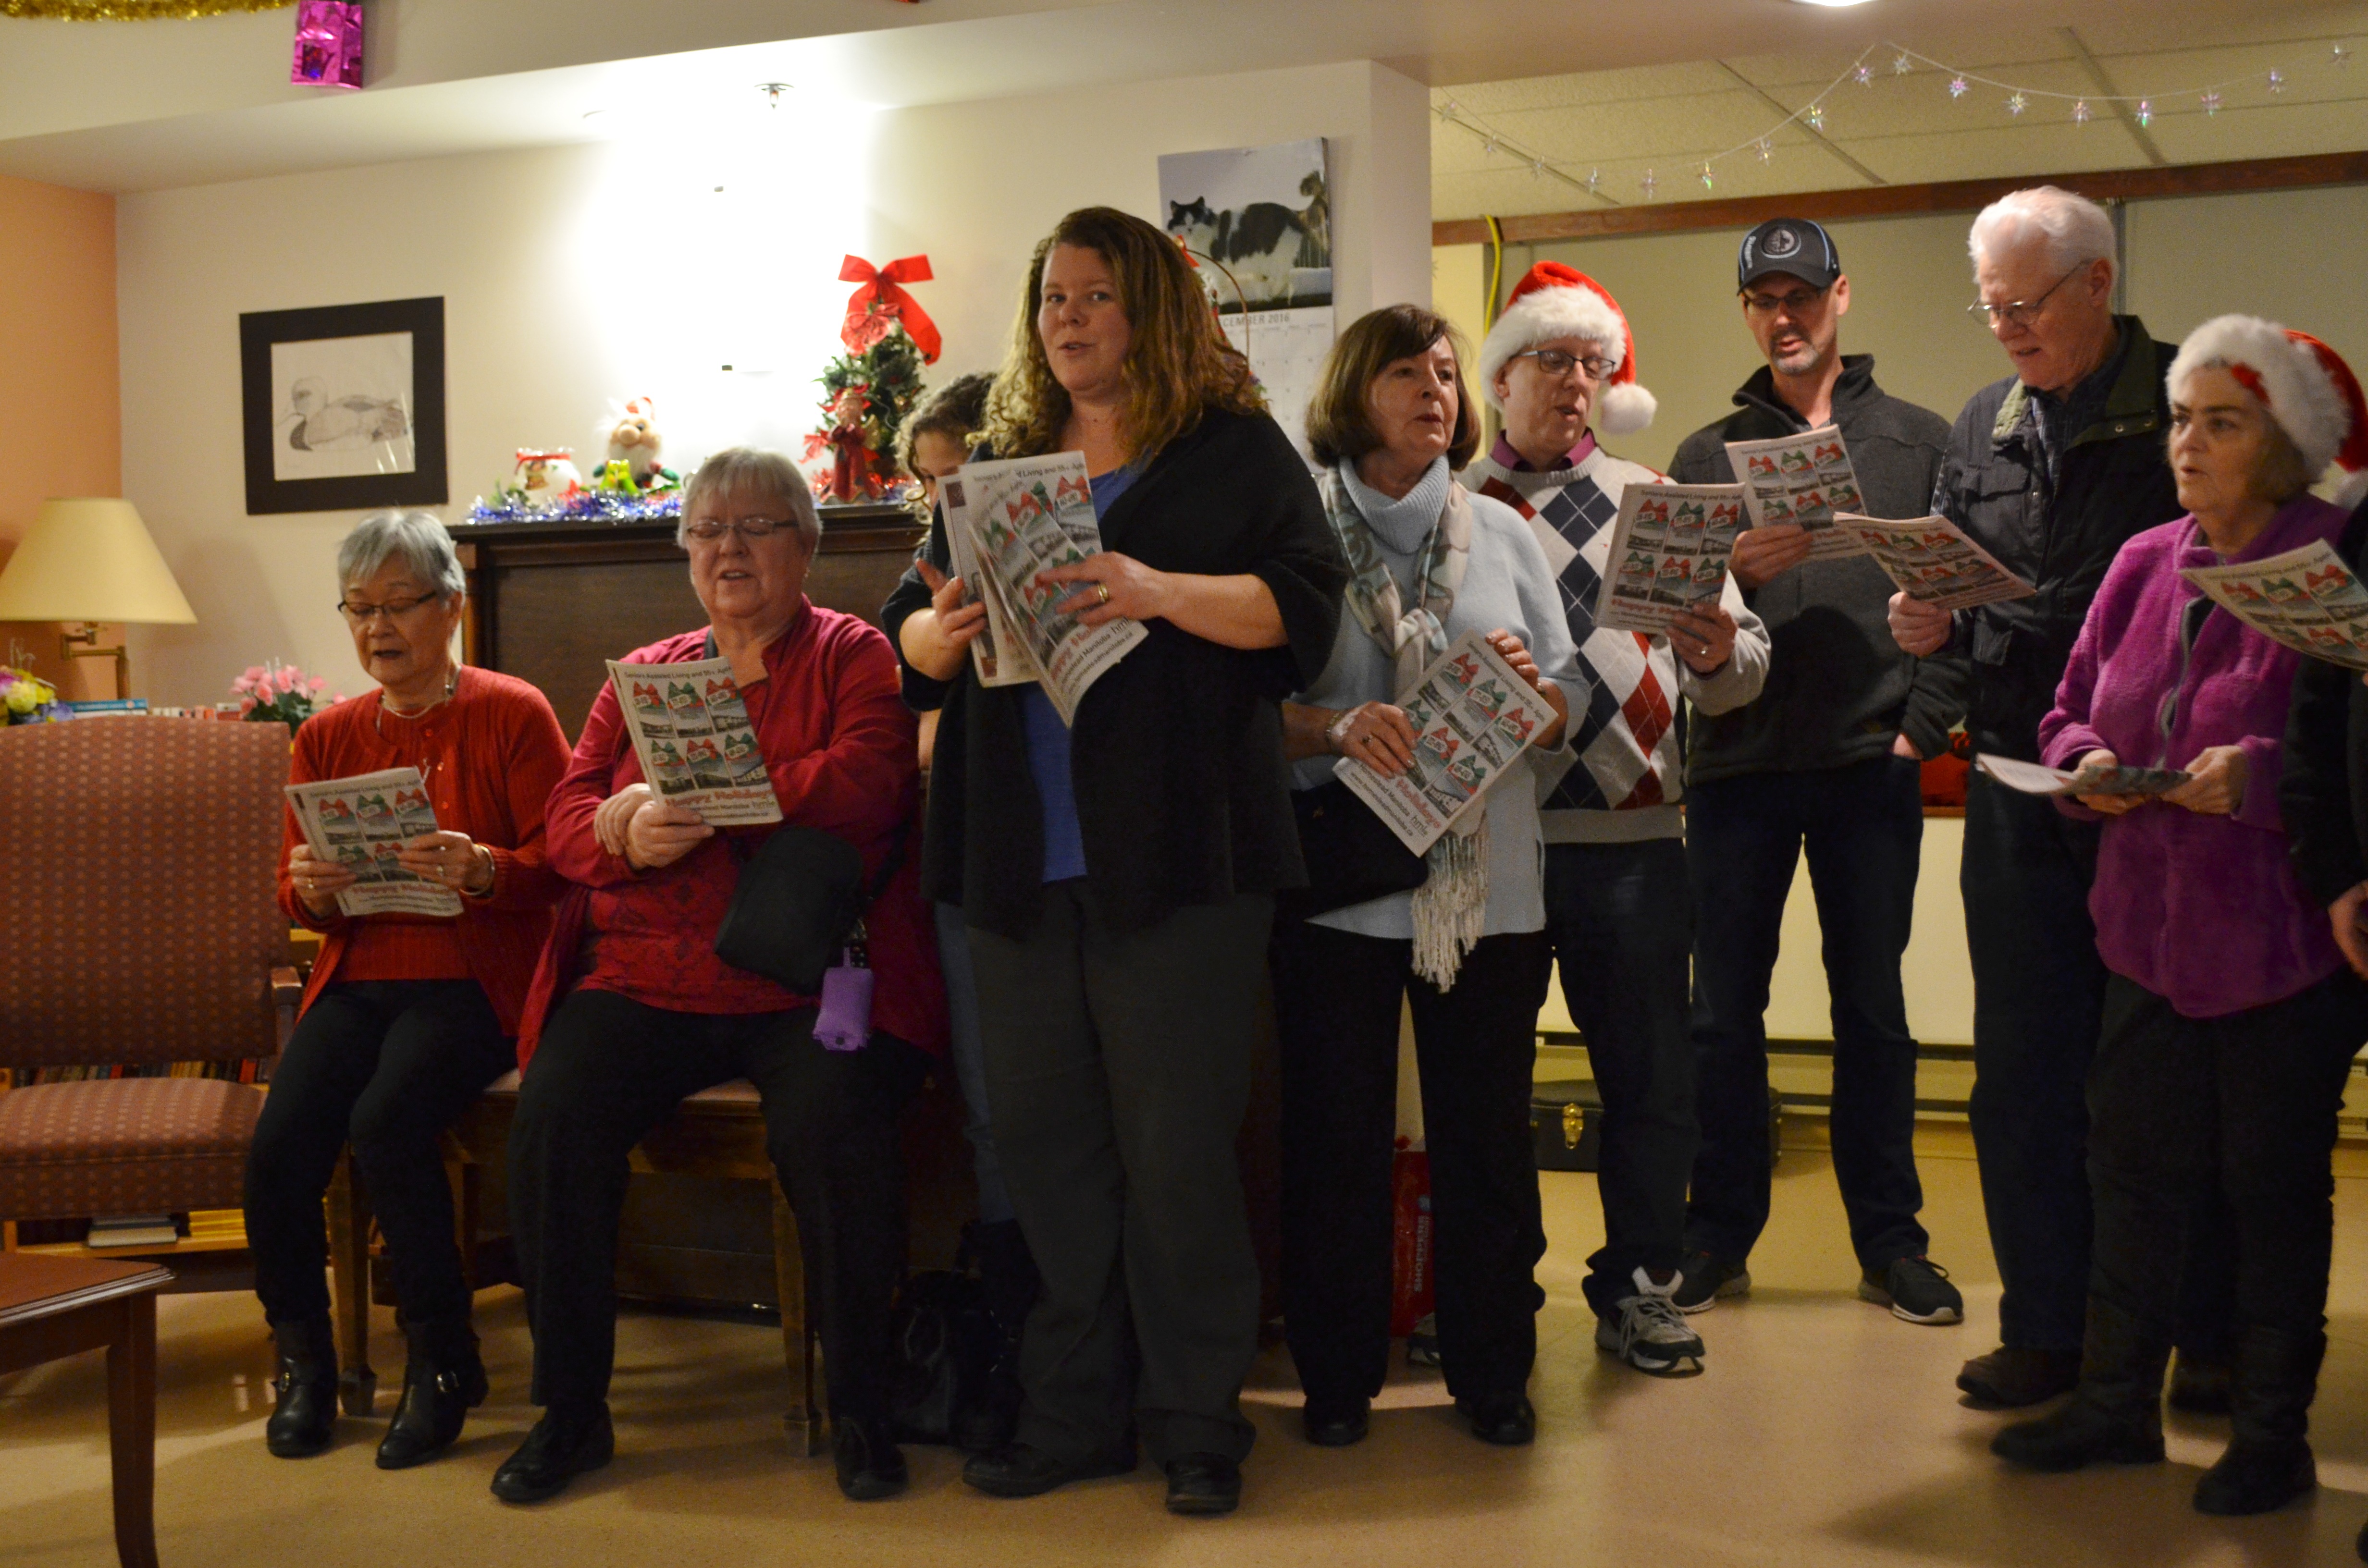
[1665,219,1970,1330]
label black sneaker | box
[1671,1250,1750,1314]
[1860,1256,1963,1325]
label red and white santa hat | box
[1476,261,1656,435]
[2170,314,2368,508]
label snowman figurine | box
[508,448,582,508]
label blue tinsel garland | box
[465,490,685,527]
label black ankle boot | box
[1992,1296,2168,1472]
[832,1417,910,1501]
[2195,1327,2322,1515]
[265,1315,339,1458]
[376,1315,490,1470]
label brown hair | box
[980,206,1264,463]
[899,371,994,478]
[1305,305,1480,471]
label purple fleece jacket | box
[2039,494,2350,1019]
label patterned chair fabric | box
[0,1077,264,1221]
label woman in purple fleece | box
[1990,316,2368,1516]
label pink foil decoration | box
[291,0,364,92]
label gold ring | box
[1096,584,1111,605]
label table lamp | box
[0,499,197,701]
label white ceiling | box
[2,0,2359,195]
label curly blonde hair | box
[981,207,1265,463]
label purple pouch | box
[814,950,875,1052]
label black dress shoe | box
[1455,1391,1536,1447]
[491,1406,615,1504]
[832,1419,909,1502]
[1164,1453,1241,1517]
[376,1318,489,1470]
[961,1440,1135,1498]
[1301,1394,1370,1447]
[265,1316,339,1458]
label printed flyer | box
[1726,423,1868,561]
[1591,482,1747,635]
[1334,629,1557,856]
[605,656,782,825]
[2182,539,2368,672]
[284,766,463,918]
[1845,514,2037,611]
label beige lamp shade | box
[0,498,196,624]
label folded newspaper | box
[939,451,1147,723]
[1726,423,1868,561]
[1334,630,1558,857]
[1975,753,2191,797]
[1592,482,1746,635]
[605,656,782,825]
[1845,514,2036,611]
[284,766,463,917]
[2181,539,2368,672]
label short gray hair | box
[337,510,464,598]
[678,448,822,552]
[1968,186,2116,276]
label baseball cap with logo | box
[1737,218,1841,292]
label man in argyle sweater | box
[1467,262,1768,1376]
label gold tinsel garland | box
[0,0,291,18]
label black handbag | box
[713,822,908,993]
[1283,777,1428,917]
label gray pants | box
[965,884,1272,1467]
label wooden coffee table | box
[0,1254,173,1568]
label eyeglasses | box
[1967,267,2081,329]
[683,518,792,543]
[337,591,444,625]
[1510,348,1616,381]
[1742,285,1830,318]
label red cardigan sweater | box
[281,666,572,1034]
[514,604,947,1066]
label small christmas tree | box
[803,255,940,502]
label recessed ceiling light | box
[1789,0,1876,7]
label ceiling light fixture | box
[757,82,792,108]
[1788,0,1877,7]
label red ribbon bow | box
[839,254,940,364]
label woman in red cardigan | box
[495,448,946,1508]
[247,511,569,1470]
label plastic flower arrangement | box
[234,660,337,735]
[0,665,70,724]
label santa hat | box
[1476,261,1656,435]
[2170,314,2368,508]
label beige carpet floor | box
[7,1139,2367,1568]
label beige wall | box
[0,172,121,702]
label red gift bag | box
[1389,1138,1435,1337]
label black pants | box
[964,885,1271,1468]
[2088,971,2368,1344]
[1541,840,1697,1316]
[245,980,513,1329]
[1685,755,1929,1269]
[1274,921,1551,1403]
[506,989,928,1420]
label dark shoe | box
[1405,1311,1440,1367]
[490,1405,615,1504]
[2355,1509,2366,1562]
[1957,1346,2082,1408]
[1860,1256,1963,1325]
[1164,1453,1241,1517]
[264,1315,339,1458]
[1455,1391,1536,1447]
[1301,1394,1370,1447]
[375,1317,489,1470]
[2194,1438,2315,1516]
[961,1440,1135,1498]
[832,1418,909,1502]
[1671,1250,1750,1314]
[1991,1295,2169,1473]
[2168,1349,2233,1415]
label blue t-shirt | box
[1024,464,1138,882]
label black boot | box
[265,1315,340,1458]
[956,1220,1038,1455]
[832,1417,910,1501]
[2194,1327,2322,1516]
[376,1315,490,1470]
[1992,1296,2168,1472]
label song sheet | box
[1334,630,1558,856]
[1725,423,1869,560]
[284,767,463,917]
[1591,482,1746,635]
[1844,514,2037,611]
[1975,753,2191,797]
[605,656,782,824]
[939,452,1147,723]
[939,493,1019,687]
[2182,539,2368,672]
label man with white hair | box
[1892,186,2192,1409]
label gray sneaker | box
[1596,1267,1706,1376]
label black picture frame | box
[239,296,447,515]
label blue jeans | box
[1683,755,1929,1270]
[936,902,1013,1225]
[1541,838,1698,1315]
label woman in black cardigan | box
[883,207,1344,1518]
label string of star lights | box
[1434,37,2357,203]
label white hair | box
[337,510,464,598]
[1968,186,2116,276]
[678,448,822,552]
